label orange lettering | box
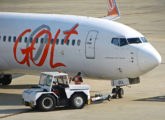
[13,29,31,67]
[50,29,66,68]
[63,24,79,44]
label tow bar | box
[89,93,114,104]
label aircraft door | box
[85,30,98,59]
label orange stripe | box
[109,0,113,8]
[108,6,118,16]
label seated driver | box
[53,78,57,85]
[52,78,58,92]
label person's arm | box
[79,77,83,82]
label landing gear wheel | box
[112,88,117,99]
[70,94,85,109]
[1,75,12,85]
[118,88,124,98]
[112,87,124,99]
[37,94,56,111]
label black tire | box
[31,105,38,111]
[37,94,56,111]
[1,75,12,85]
[112,88,117,99]
[118,88,124,98]
[70,94,85,109]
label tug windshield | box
[39,74,53,86]
[55,75,68,85]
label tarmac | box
[0,0,165,120]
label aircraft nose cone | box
[138,44,161,73]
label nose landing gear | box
[111,77,140,99]
[112,86,124,98]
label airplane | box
[0,0,161,97]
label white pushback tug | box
[22,72,112,111]
[22,72,90,111]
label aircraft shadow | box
[12,74,24,79]
[0,108,30,116]
[134,96,165,102]
[0,93,72,116]
[0,84,37,89]
[0,107,71,116]
[0,93,22,106]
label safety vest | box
[74,76,81,84]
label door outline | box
[85,30,98,59]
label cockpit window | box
[127,38,142,44]
[111,38,120,46]
[111,38,128,47]
[140,37,148,43]
[111,37,145,47]
[120,38,128,46]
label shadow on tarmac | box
[0,107,74,119]
[12,74,24,79]
[0,108,29,115]
[134,96,165,102]
[0,107,70,115]
[0,93,22,106]
[0,84,37,89]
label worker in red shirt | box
[72,72,83,84]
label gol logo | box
[13,24,79,68]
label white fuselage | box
[0,12,161,80]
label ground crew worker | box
[72,72,83,84]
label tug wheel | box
[37,94,56,111]
[70,94,85,109]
